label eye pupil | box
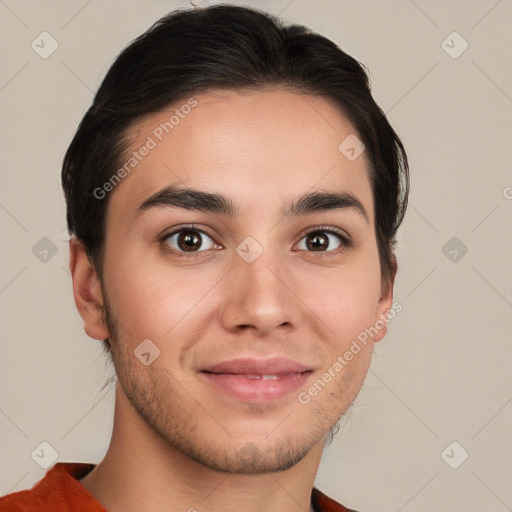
[306,232,328,251]
[178,230,201,251]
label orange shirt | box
[0,463,356,512]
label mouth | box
[198,358,314,402]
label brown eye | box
[164,229,215,253]
[297,230,345,252]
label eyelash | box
[159,224,353,258]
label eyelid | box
[298,225,351,242]
[159,223,219,241]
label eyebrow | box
[136,185,369,223]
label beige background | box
[1,1,511,511]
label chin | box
[180,437,316,474]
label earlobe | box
[69,237,109,341]
[373,254,397,343]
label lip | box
[199,357,313,402]
[201,357,310,375]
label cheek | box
[295,254,382,343]
[102,254,219,343]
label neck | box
[80,383,324,512]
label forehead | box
[107,88,374,223]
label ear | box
[372,253,397,343]
[69,237,109,341]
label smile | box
[199,370,312,402]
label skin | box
[70,89,396,512]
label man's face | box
[98,89,393,473]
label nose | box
[219,249,300,337]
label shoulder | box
[0,463,100,512]
[0,488,42,511]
